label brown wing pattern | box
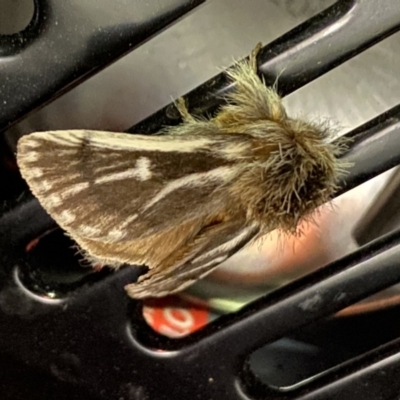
[17,130,259,297]
[17,130,249,242]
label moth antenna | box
[249,41,263,73]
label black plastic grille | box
[2,1,400,399]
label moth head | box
[268,118,346,232]
[236,118,347,234]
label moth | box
[16,43,347,299]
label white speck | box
[299,294,322,311]
[79,225,101,237]
[134,157,152,181]
[60,182,90,198]
[48,194,63,207]
[22,151,39,162]
[94,158,152,184]
[29,168,43,178]
[23,140,41,148]
[60,210,76,224]
[107,228,126,241]
[111,213,138,232]
[40,180,54,191]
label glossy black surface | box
[130,0,400,134]
[0,0,205,132]
[2,0,400,399]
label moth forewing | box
[125,221,261,299]
[17,44,347,299]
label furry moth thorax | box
[224,116,345,234]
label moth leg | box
[162,101,221,136]
[175,97,196,123]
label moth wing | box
[17,129,248,245]
[124,219,260,298]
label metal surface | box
[2,0,400,399]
